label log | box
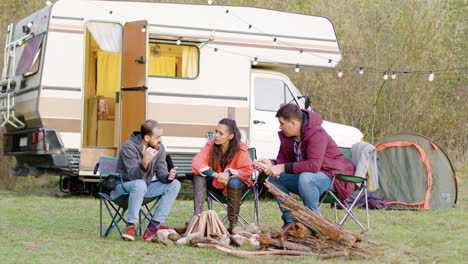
[197,211,208,235]
[264,180,362,247]
[252,160,279,178]
[257,236,312,252]
[196,243,312,259]
[184,215,199,236]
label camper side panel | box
[147,49,251,153]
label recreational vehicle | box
[0,0,363,193]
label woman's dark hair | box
[210,118,241,171]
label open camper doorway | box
[81,22,122,168]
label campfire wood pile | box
[187,180,383,260]
[184,210,229,237]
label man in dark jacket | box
[254,104,355,227]
[111,120,181,241]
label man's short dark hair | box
[276,104,303,121]
[140,120,161,136]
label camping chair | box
[95,156,161,239]
[206,148,265,226]
[319,142,376,232]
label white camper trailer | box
[0,0,362,192]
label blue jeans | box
[205,177,247,196]
[110,179,181,224]
[268,172,333,223]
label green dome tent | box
[376,133,457,210]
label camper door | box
[120,20,148,146]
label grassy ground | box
[0,171,466,264]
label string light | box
[383,72,389,80]
[176,38,181,45]
[337,69,343,78]
[253,57,258,65]
[84,0,465,82]
[295,65,300,73]
[428,71,434,81]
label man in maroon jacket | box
[254,104,355,227]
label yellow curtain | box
[96,51,121,98]
[149,55,177,77]
[182,46,198,78]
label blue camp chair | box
[319,143,375,232]
[206,148,264,226]
[95,156,161,238]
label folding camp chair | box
[95,156,161,239]
[319,143,376,232]
[206,148,264,226]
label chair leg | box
[136,198,160,234]
[337,188,368,231]
[364,187,370,230]
[253,186,260,227]
[100,197,103,238]
[102,200,127,238]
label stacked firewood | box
[184,210,229,237]
[189,180,383,260]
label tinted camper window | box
[254,77,295,111]
[148,43,199,78]
[15,34,44,77]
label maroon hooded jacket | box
[274,109,355,200]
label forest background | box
[0,0,465,188]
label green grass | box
[0,171,466,264]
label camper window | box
[15,34,44,78]
[254,77,296,111]
[148,43,199,79]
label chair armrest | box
[335,174,366,183]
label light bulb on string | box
[225,9,229,14]
[248,24,252,29]
[337,69,343,78]
[213,48,218,53]
[295,65,300,73]
[176,38,181,45]
[428,71,434,81]
[328,59,332,64]
[273,37,277,45]
[383,72,388,80]
[253,57,258,65]
[359,67,364,74]
[208,0,213,4]
[391,71,397,80]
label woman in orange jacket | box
[191,118,253,231]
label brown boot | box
[227,185,243,233]
[192,174,206,216]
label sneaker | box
[122,225,137,241]
[143,226,158,242]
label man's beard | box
[149,143,160,150]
